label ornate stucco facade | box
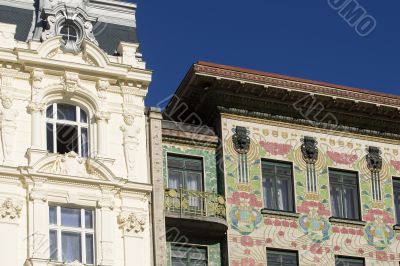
[158,62,400,266]
[0,0,153,265]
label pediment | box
[34,152,115,182]
[36,37,109,67]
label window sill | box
[261,208,300,219]
[329,217,366,226]
[393,225,400,231]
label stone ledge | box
[261,208,300,219]
[329,217,366,226]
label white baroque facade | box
[0,0,153,265]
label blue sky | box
[135,1,400,107]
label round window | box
[59,24,79,42]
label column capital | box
[95,111,111,121]
[27,102,45,114]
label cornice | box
[219,107,400,144]
[162,136,218,149]
[194,63,400,108]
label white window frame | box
[49,206,95,264]
[46,103,89,157]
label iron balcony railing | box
[164,186,226,220]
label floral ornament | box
[390,160,400,172]
[298,201,331,243]
[259,141,292,156]
[363,209,395,250]
[228,192,262,235]
[118,212,145,233]
[326,151,358,165]
[0,198,21,220]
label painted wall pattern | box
[162,143,221,266]
[222,115,400,266]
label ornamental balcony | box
[164,187,228,237]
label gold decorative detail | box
[164,188,226,219]
[0,198,21,220]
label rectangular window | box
[49,206,95,264]
[262,160,294,212]
[266,248,298,266]
[167,155,203,191]
[329,169,360,220]
[393,178,400,224]
[335,256,365,266]
[171,244,207,266]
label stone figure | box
[120,114,140,178]
[0,95,18,163]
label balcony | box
[164,187,228,237]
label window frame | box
[261,159,295,213]
[49,205,95,265]
[166,153,205,192]
[46,103,89,157]
[170,243,208,266]
[266,248,299,266]
[335,255,365,266]
[328,168,361,221]
[392,177,400,225]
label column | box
[95,111,110,157]
[97,195,114,266]
[147,107,167,266]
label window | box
[167,155,203,192]
[60,23,79,42]
[335,256,365,266]
[262,160,294,212]
[267,248,298,266]
[49,206,94,264]
[171,244,207,266]
[393,178,400,224]
[46,103,89,157]
[329,169,360,220]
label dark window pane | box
[80,109,88,123]
[393,179,400,224]
[336,256,364,266]
[171,245,207,266]
[267,249,298,266]
[329,170,359,220]
[81,127,88,157]
[49,230,58,261]
[57,104,76,121]
[85,234,94,264]
[168,170,183,189]
[85,210,93,229]
[185,172,202,191]
[46,105,53,118]
[47,123,54,153]
[56,124,78,154]
[61,207,81,227]
[49,206,57,224]
[62,232,82,263]
[262,161,293,212]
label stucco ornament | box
[0,94,18,163]
[118,212,145,233]
[366,146,382,172]
[62,72,80,93]
[50,151,87,176]
[0,198,21,220]
[41,0,97,53]
[301,136,318,163]
[121,113,140,178]
[232,126,250,154]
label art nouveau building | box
[158,61,400,265]
[0,0,153,265]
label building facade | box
[159,62,400,266]
[0,0,153,265]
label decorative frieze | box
[118,212,145,234]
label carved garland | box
[118,212,145,234]
[0,198,21,220]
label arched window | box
[59,23,79,43]
[46,103,89,157]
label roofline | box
[193,61,400,107]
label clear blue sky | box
[135,1,400,107]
